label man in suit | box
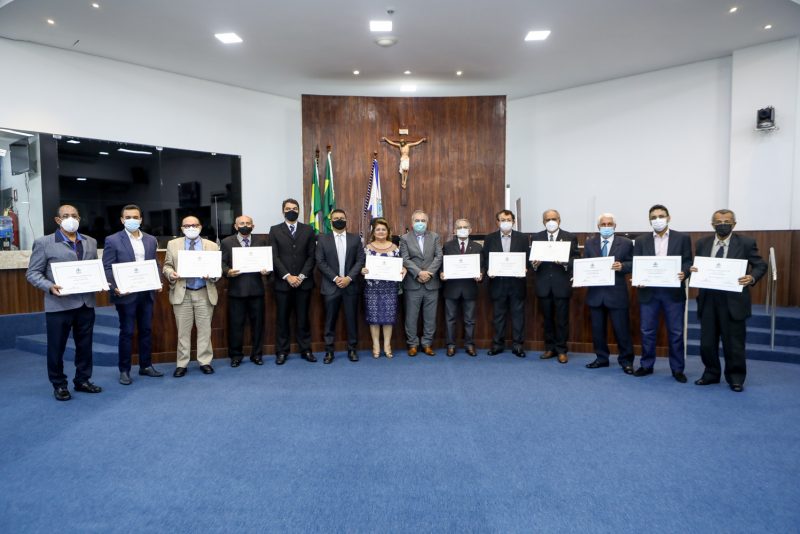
[162,215,220,377]
[315,209,366,364]
[102,204,164,385]
[26,204,103,400]
[399,210,443,356]
[632,204,693,383]
[481,209,529,357]
[270,198,316,364]
[221,214,270,368]
[691,209,766,392]
[440,218,483,357]
[583,213,635,373]
[530,209,579,364]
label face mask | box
[650,217,668,233]
[499,221,513,233]
[183,227,201,240]
[456,228,470,239]
[413,222,427,233]
[331,219,347,230]
[60,217,79,233]
[237,226,253,235]
[124,219,141,232]
[714,223,733,238]
[545,220,559,233]
[284,210,299,222]
[599,227,615,239]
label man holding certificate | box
[26,204,103,401]
[583,213,635,374]
[691,209,766,392]
[631,204,692,383]
[163,215,220,377]
[530,209,579,364]
[103,204,164,385]
[481,209,529,358]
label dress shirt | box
[711,235,730,259]
[55,229,85,260]
[416,233,425,255]
[126,229,146,262]
[653,230,669,257]
[184,237,206,290]
[501,232,512,253]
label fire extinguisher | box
[9,207,19,248]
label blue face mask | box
[413,222,427,233]
[124,219,141,232]
[599,226,614,239]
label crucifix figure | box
[382,136,426,190]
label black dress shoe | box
[730,384,744,392]
[586,360,609,369]
[446,346,456,357]
[200,364,215,375]
[230,359,241,368]
[694,377,720,386]
[633,367,653,377]
[672,372,688,383]
[139,366,164,377]
[622,365,634,375]
[250,356,263,365]
[173,366,187,377]
[301,351,317,363]
[465,346,477,357]
[324,352,335,364]
[275,353,287,365]
[512,348,526,358]
[74,381,102,393]
[53,386,71,401]
[348,350,359,362]
[487,348,504,356]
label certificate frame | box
[529,241,571,263]
[488,252,527,278]
[112,260,162,294]
[572,256,615,287]
[364,255,403,282]
[631,255,682,288]
[442,254,481,280]
[51,259,108,295]
[689,256,748,293]
[177,250,222,279]
[232,246,273,274]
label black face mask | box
[284,210,299,222]
[331,219,347,230]
[714,223,733,238]
[237,226,253,235]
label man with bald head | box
[163,215,220,377]
[221,215,271,367]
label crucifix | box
[382,135,426,206]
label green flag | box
[308,154,321,234]
[322,149,336,233]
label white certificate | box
[177,250,222,278]
[488,252,527,277]
[112,260,162,294]
[365,255,403,282]
[443,254,481,280]
[232,246,273,273]
[572,256,615,287]
[529,241,571,263]
[632,256,682,288]
[51,259,108,295]
[689,256,748,293]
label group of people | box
[25,201,766,401]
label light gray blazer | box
[26,232,98,312]
[399,231,443,291]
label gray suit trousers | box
[404,288,438,347]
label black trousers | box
[539,295,570,354]
[589,305,634,366]
[323,291,359,351]
[699,290,747,385]
[274,288,312,354]
[46,305,95,388]
[115,292,154,372]
[491,292,526,350]
[228,295,265,360]
[445,297,477,348]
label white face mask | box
[651,217,668,233]
[456,228,470,239]
[545,220,559,233]
[59,217,79,233]
[499,221,513,233]
[183,227,201,240]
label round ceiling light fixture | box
[375,36,398,47]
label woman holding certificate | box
[361,218,406,358]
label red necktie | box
[460,241,465,254]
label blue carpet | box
[0,349,798,533]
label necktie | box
[289,225,296,238]
[336,234,346,277]
[715,242,725,258]
[601,240,608,257]
[242,237,249,247]
[460,240,465,254]
[417,235,424,255]
[549,234,554,242]
[190,239,197,250]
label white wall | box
[0,39,302,231]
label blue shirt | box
[184,237,206,290]
[55,229,85,260]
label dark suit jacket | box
[221,234,269,298]
[583,234,633,309]
[633,229,692,303]
[315,231,366,296]
[695,233,766,321]
[531,229,579,299]
[102,229,159,304]
[269,222,316,291]
[442,238,483,300]
[480,230,529,298]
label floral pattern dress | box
[364,246,401,325]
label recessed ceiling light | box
[92,2,100,8]
[47,19,55,25]
[353,70,360,75]
[118,148,153,155]
[99,151,109,155]
[76,177,87,181]
[400,84,417,92]
[370,20,392,32]
[67,139,80,144]
[375,36,398,47]
[0,128,34,136]
[456,71,463,76]
[215,32,243,44]
[764,24,773,30]
[403,70,411,75]
[525,30,551,41]
[729,6,738,14]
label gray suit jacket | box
[399,231,443,291]
[26,232,98,312]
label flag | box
[322,149,336,233]
[308,153,321,234]
[366,158,383,218]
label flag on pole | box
[366,158,383,218]
[308,153,322,234]
[322,149,336,233]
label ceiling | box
[0,0,799,100]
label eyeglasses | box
[182,224,201,229]
[59,214,80,220]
